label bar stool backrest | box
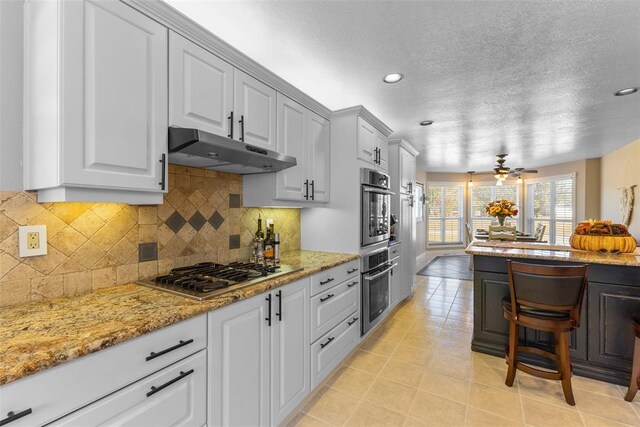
[506,260,588,325]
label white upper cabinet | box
[376,131,389,172]
[357,116,387,171]
[400,147,415,194]
[307,111,330,202]
[357,116,377,165]
[276,94,308,200]
[24,0,168,204]
[169,31,234,138]
[246,94,330,206]
[234,69,277,150]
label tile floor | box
[289,275,640,426]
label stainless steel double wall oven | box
[360,168,395,334]
[360,168,392,247]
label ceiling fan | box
[466,154,538,185]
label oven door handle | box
[363,263,398,281]
[362,187,395,196]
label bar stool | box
[624,314,640,401]
[503,260,588,406]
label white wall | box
[0,0,24,191]
[600,139,640,238]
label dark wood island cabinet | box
[467,241,640,386]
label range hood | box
[168,127,296,174]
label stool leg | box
[505,320,518,387]
[557,332,575,406]
[624,336,640,401]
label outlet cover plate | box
[19,225,47,257]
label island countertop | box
[466,240,640,267]
[0,250,359,386]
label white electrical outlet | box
[19,225,47,257]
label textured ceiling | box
[166,0,640,172]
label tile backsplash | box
[0,165,300,307]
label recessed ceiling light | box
[383,73,404,84]
[614,87,639,96]
[419,120,434,126]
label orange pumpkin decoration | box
[569,234,637,253]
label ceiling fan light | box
[517,177,523,184]
[496,180,503,186]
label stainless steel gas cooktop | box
[138,262,302,301]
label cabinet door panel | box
[276,94,307,200]
[524,308,587,361]
[271,279,310,426]
[209,294,270,427]
[169,32,234,137]
[400,149,414,194]
[376,132,388,171]
[588,282,640,370]
[51,351,206,427]
[357,117,376,166]
[390,244,403,306]
[63,0,167,191]
[308,111,330,202]
[399,195,414,297]
[234,70,277,150]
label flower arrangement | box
[485,199,518,226]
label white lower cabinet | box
[311,313,360,388]
[208,278,310,427]
[389,244,403,307]
[0,315,207,427]
[50,351,207,426]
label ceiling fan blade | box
[519,169,538,173]
[473,171,496,175]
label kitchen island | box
[466,240,640,385]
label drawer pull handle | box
[347,281,358,288]
[320,293,334,303]
[146,339,194,361]
[320,278,334,285]
[348,317,359,326]
[146,369,194,398]
[0,409,32,426]
[320,337,335,349]
[347,268,358,274]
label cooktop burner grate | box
[138,261,302,301]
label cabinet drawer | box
[0,314,206,427]
[311,312,360,388]
[51,350,207,426]
[311,260,359,296]
[311,278,359,342]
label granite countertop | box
[0,250,358,386]
[465,240,640,267]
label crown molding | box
[331,105,393,137]
[121,0,332,119]
[388,138,420,157]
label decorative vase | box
[497,215,506,226]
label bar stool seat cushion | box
[502,298,570,320]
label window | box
[470,184,520,233]
[415,182,425,222]
[526,175,575,245]
[427,183,464,244]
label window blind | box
[428,184,463,244]
[527,177,574,245]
